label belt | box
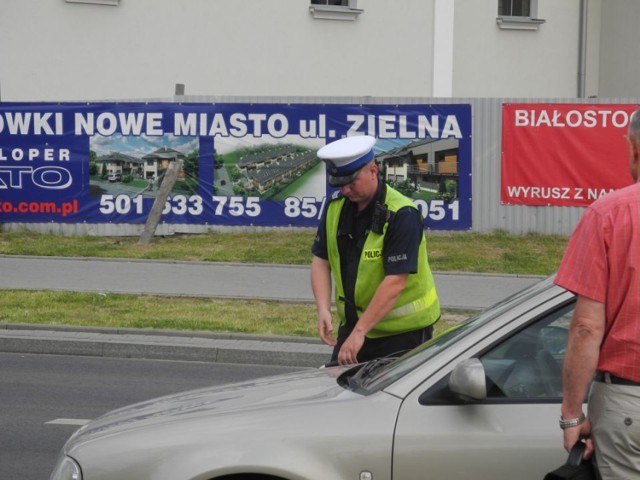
[594,371,640,386]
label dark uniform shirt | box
[311,180,424,328]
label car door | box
[392,302,577,480]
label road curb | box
[0,324,332,368]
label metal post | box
[577,0,588,98]
[138,159,183,244]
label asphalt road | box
[0,352,302,480]
[0,255,544,310]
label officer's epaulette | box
[329,190,344,201]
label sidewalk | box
[0,255,545,367]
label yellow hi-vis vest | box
[326,186,440,338]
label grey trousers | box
[589,380,640,479]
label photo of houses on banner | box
[89,134,459,204]
[89,134,200,200]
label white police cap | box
[317,135,377,187]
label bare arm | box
[337,273,408,365]
[310,255,336,347]
[561,294,605,457]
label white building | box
[1,0,637,102]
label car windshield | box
[352,276,562,392]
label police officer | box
[311,135,440,366]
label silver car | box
[51,276,576,480]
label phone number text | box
[98,194,459,222]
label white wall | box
[0,0,437,102]
[452,0,584,98]
[0,0,636,102]
[598,0,640,97]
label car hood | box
[61,365,405,480]
[66,366,352,447]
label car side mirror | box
[449,358,487,402]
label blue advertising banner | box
[0,103,471,229]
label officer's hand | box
[317,311,337,347]
[338,331,365,365]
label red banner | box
[501,103,639,207]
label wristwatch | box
[559,413,586,429]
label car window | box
[480,303,573,400]
[359,276,567,393]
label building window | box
[497,0,545,30]
[309,0,363,21]
[311,0,349,5]
[66,0,119,5]
[498,0,531,17]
